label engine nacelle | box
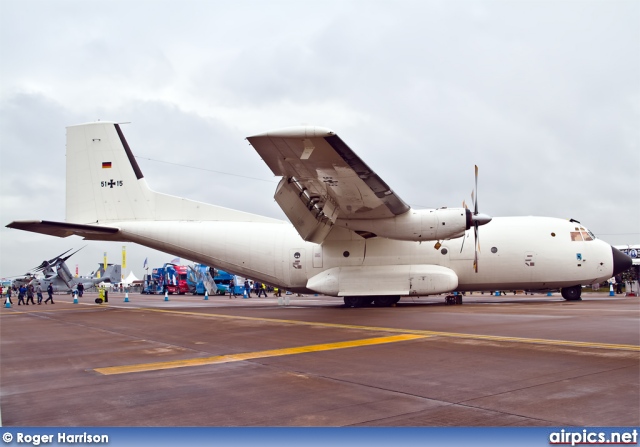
[336,208,470,241]
[307,264,459,297]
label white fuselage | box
[111,215,614,294]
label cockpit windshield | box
[570,226,596,242]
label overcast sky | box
[1,0,638,281]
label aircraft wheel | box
[373,296,398,307]
[360,297,374,306]
[561,285,582,301]
[344,296,364,307]
[95,298,103,304]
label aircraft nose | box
[611,246,632,276]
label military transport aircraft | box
[12,248,121,293]
[6,122,632,307]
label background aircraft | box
[9,273,38,290]
[6,122,632,307]
[11,248,121,293]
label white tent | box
[122,271,140,286]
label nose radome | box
[611,247,632,277]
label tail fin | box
[65,122,279,224]
[103,264,122,284]
[66,122,155,223]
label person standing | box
[615,275,623,294]
[45,283,54,304]
[228,280,235,299]
[17,285,26,305]
[36,283,44,304]
[26,284,35,305]
[77,282,84,297]
[244,280,251,298]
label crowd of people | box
[2,283,55,305]
[2,278,288,304]
[226,279,282,299]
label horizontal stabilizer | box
[6,220,120,239]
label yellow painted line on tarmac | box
[141,308,640,352]
[94,334,429,375]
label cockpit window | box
[580,227,595,241]
[570,227,595,241]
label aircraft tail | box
[66,122,154,223]
[102,264,122,284]
[66,122,278,224]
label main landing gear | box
[561,285,582,301]
[445,295,463,305]
[343,296,400,308]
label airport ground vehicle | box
[142,263,188,294]
[213,270,250,295]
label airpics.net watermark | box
[549,429,638,446]
[3,432,109,445]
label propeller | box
[32,247,86,272]
[32,248,74,271]
[462,165,492,272]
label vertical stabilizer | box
[65,122,280,224]
[66,122,154,223]
[103,264,123,284]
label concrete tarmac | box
[1,291,638,426]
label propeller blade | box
[47,248,74,265]
[59,246,86,263]
[460,232,466,253]
[474,250,478,273]
[474,165,479,215]
[32,248,77,271]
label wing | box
[247,126,410,242]
[248,126,409,219]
